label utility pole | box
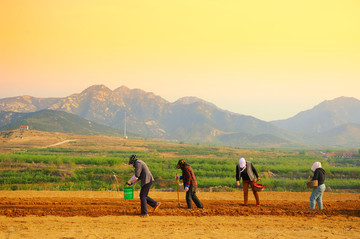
[124,112,128,139]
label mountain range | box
[1,84,359,148]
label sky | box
[1,0,359,121]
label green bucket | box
[124,186,134,200]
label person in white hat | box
[236,158,261,206]
[310,162,326,210]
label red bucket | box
[253,179,265,192]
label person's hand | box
[175,175,180,180]
[126,181,132,186]
[257,177,260,182]
[184,186,189,192]
[236,181,240,187]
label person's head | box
[311,162,322,172]
[239,157,246,168]
[128,154,138,165]
[176,159,188,169]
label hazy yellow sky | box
[1,0,359,121]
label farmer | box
[127,154,161,217]
[236,157,261,206]
[310,162,326,210]
[175,159,204,209]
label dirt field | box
[0,191,359,239]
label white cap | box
[311,162,322,172]
[239,158,246,168]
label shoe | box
[154,202,161,212]
[256,204,261,207]
[140,214,149,217]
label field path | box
[41,139,76,148]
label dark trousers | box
[186,186,203,209]
[242,180,260,205]
[140,182,157,215]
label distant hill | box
[272,97,360,133]
[215,132,295,148]
[0,111,29,127]
[304,123,360,147]
[0,110,127,137]
[0,85,359,147]
[0,95,59,113]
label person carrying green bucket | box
[123,185,134,200]
[127,154,161,217]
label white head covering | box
[311,162,322,172]
[239,158,246,172]
[239,158,246,168]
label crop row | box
[0,148,359,191]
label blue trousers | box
[139,182,157,215]
[310,184,326,210]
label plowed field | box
[0,191,359,238]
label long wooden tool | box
[176,173,180,207]
[112,172,119,192]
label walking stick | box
[176,173,180,207]
[112,172,119,192]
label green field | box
[0,144,359,192]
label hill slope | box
[0,110,126,137]
[304,123,360,147]
[272,97,360,133]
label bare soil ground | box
[0,191,359,238]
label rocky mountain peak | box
[81,85,113,94]
[114,85,131,95]
[175,97,202,105]
[114,86,153,98]
[318,96,360,108]
[174,96,217,109]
